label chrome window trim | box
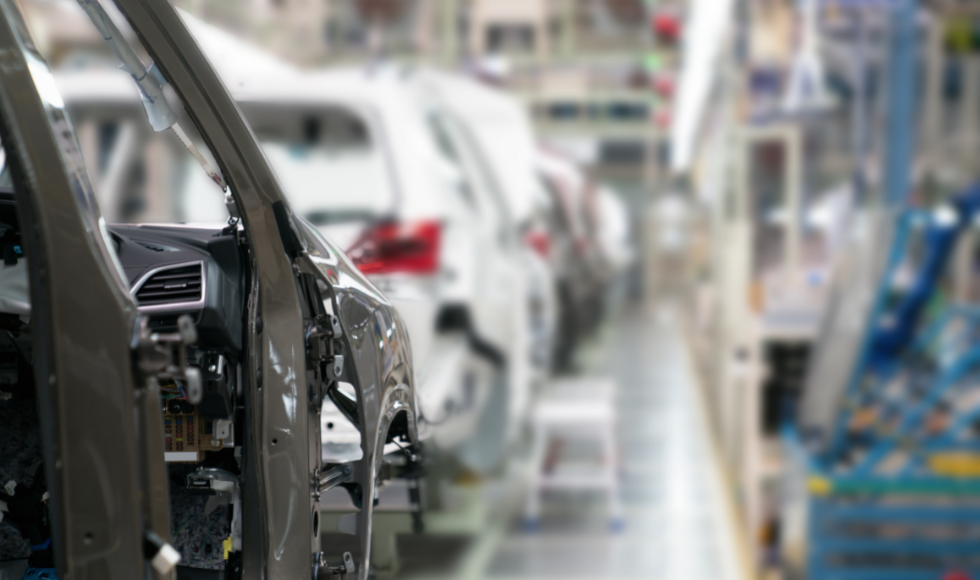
[130,259,206,313]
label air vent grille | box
[136,241,169,252]
[135,264,203,307]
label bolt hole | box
[327,422,334,430]
[272,438,278,445]
[83,532,94,545]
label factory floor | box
[381,301,751,580]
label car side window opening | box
[66,108,229,225]
[424,109,480,209]
[418,94,519,253]
[437,111,515,249]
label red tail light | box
[525,230,551,259]
[348,220,441,275]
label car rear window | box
[244,104,395,225]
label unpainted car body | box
[0,1,417,579]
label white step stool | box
[524,377,622,531]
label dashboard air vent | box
[135,264,203,307]
[136,241,172,252]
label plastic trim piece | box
[129,260,206,313]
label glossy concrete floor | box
[368,301,750,580]
[475,304,748,580]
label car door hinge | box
[326,354,344,381]
[306,315,344,387]
[313,464,353,498]
[306,314,333,363]
[316,551,356,580]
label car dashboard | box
[110,223,244,352]
[0,188,247,460]
[0,191,252,570]
[107,223,246,468]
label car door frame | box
[108,0,322,576]
[107,1,419,578]
[0,0,163,577]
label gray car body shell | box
[0,1,157,578]
[0,0,418,578]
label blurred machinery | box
[682,1,980,580]
[786,4,980,579]
[793,184,980,580]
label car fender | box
[296,218,418,579]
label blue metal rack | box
[791,194,980,579]
[789,419,980,580]
[784,1,980,578]
[808,495,980,580]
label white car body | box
[415,72,557,386]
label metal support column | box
[881,0,919,209]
